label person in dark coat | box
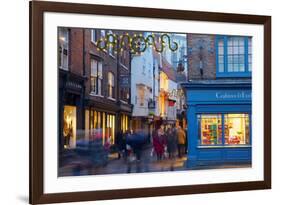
[166,126,178,159]
[116,130,124,159]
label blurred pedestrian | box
[124,130,133,160]
[166,125,177,159]
[153,125,166,160]
[177,126,186,158]
[132,131,145,161]
[116,130,123,159]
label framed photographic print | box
[29,0,271,204]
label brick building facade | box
[183,34,252,167]
[59,27,132,152]
[187,34,216,80]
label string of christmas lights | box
[96,33,178,54]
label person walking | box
[116,130,123,159]
[153,125,166,160]
[166,126,178,159]
[177,126,186,158]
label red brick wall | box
[187,34,216,80]
[68,28,132,102]
[69,28,84,76]
[84,29,125,100]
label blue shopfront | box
[182,81,252,168]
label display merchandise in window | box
[199,114,222,145]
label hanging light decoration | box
[96,33,178,54]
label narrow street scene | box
[58,27,252,177]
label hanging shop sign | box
[119,74,130,88]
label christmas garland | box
[96,33,178,54]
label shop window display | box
[106,114,115,145]
[198,113,250,146]
[224,114,250,145]
[63,105,76,149]
[198,114,222,145]
[87,110,116,146]
[121,114,129,132]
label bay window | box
[216,36,252,77]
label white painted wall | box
[131,32,156,117]
[167,79,178,120]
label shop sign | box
[187,89,252,103]
[119,75,130,88]
[215,91,252,100]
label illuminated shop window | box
[63,106,76,149]
[198,113,251,146]
[121,114,129,132]
[106,114,115,145]
[85,109,90,141]
[89,110,103,141]
[87,110,116,146]
[198,114,222,145]
[224,114,250,145]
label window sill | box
[59,66,69,71]
[216,72,251,78]
[109,53,116,59]
[120,63,129,70]
[98,49,108,54]
[120,100,128,104]
[91,41,97,46]
[107,97,116,101]
[89,93,104,97]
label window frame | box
[197,114,223,146]
[90,29,97,43]
[58,28,69,70]
[197,113,252,147]
[138,86,145,106]
[107,72,115,99]
[108,30,115,58]
[90,58,103,96]
[215,35,252,78]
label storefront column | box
[76,90,85,132]
[186,104,197,167]
[58,88,65,153]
